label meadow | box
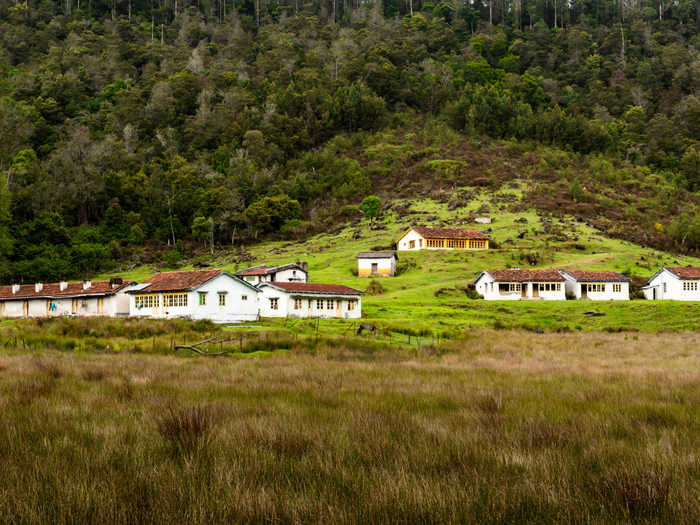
[1,321,700,524]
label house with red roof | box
[0,278,136,318]
[559,270,630,300]
[473,269,566,300]
[396,227,489,251]
[256,282,364,319]
[235,262,308,285]
[126,269,260,323]
[640,266,700,300]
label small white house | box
[559,270,630,300]
[256,282,363,318]
[0,279,136,318]
[356,252,397,277]
[641,266,700,300]
[127,269,260,323]
[473,269,566,300]
[397,227,489,252]
[235,262,308,285]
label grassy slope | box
[97,181,700,334]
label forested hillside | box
[2,0,700,283]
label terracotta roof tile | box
[665,267,700,279]
[265,282,364,295]
[236,267,270,276]
[412,226,489,240]
[0,280,135,300]
[136,269,225,292]
[482,269,565,282]
[562,270,630,282]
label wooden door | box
[23,301,28,316]
[72,298,78,314]
[97,297,104,314]
[1,301,4,317]
[371,263,378,275]
[336,301,341,317]
[533,284,539,298]
[46,300,51,316]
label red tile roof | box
[562,270,630,282]
[264,282,364,295]
[135,269,225,292]
[665,267,700,279]
[236,267,270,276]
[0,280,135,300]
[483,269,565,282]
[412,227,489,240]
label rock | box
[350,218,361,227]
[509,181,520,189]
[517,232,526,239]
[352,232,363,239]
[481,204,490,212]
[518,217,529,224]
[426,215,437,221]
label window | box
[241,295,248,301]
[294,298,303,309]
[316,299,324,309]
[663,283,667,293]
[270,298,278,310]
[556,284,561,291]
[245,277,255,282]
[198,293,206,306]
[588,284,605,293]
[684,281,698,291]
[327,300,334,310]
[218,293,226,306]
[613,284,622,293]
[135,294,159,309]
[409,240,415,249]
[164,293,188,307]
[508,283,522,292]
[348,300,356,311]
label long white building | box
[256,282,363,318]
[473,269,566,300]
[559,270,630,300]
[0,279,135,318]
[641,266,700,300]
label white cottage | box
[235,262,308,285]
[127,269,260,323]
[256,282,363,319]
[356,252,397,277]
[473,269,566,300]
[397,227,489,252]
[641,266,700,300]
[559,270,630,300]
[0,278,136,318]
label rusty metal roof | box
[411,227,489,240]
[356,252,398,259]
[560,270,630,282]
[0,280,135,300]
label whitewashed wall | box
[644,271,700,300]
[358,258,395,277]
[397,230,424,251]
[257,286,362,319]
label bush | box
[365,279,384,295]
[565,291,577,300]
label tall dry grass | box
[0,329,699,523]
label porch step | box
[520,297,545,301]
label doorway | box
[521,284,527,298]
[23,301,28,316]
[581,285,588,299]
[371,263,378,276]
[97,298,104,314]
[533,284,539,298]
[653,288,656,300]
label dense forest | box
[2,0,700,282]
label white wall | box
[2,300,26,317]
[397,230,425,251]
[358,258,395,277]
[257,286,362,319]
[645,271,700,300]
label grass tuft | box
[156,405,218,456]
[601,466,672,521]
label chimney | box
[35,283,43,293]
[298,261,309,273]
[109,277,123,289]
[83,280,92,290]
[60,281,68,291]
[11,284,19,294]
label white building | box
[473,269,566,300]
[127,269,260,323]
[641,266,700,300]
[235,262,308,285]
[0,278,136,318]
[356,252,397,277]
[397,226,489,252]
[559,270,630,300]
[256,282,363,318]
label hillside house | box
[473,269,566,300]
[127,269,260,323]
[0,278,135,318]
[559,270,630,300]
[641,267,700,300]
[235,262,308,285]
[256,282,363,319]
[356,252,397,277]
[397,227,488,252]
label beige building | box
[397,226,489,251]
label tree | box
[192,216,214,253]
[243,195,301,235]
[360,196,382,223]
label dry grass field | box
[1,328,700,524]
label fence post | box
[153,335,156,352]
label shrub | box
[565,291,577,300]
[365,279,384,295]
